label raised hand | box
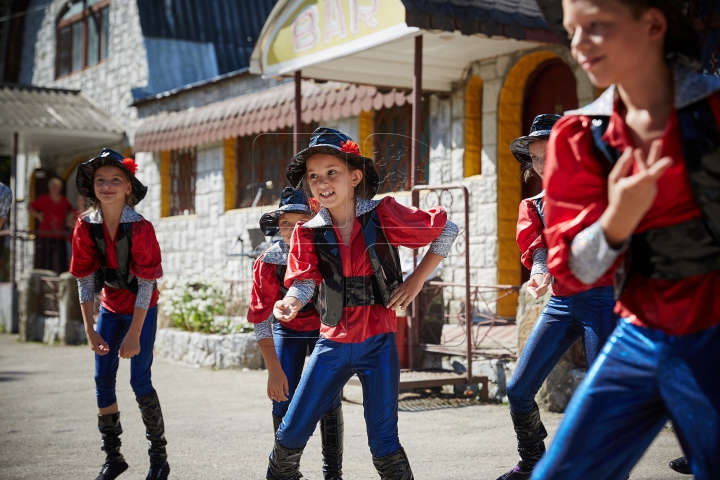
[601,140,673,248]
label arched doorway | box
[519,59,578,283]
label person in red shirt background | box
[70,149,169,480]
[497,114,617,480]
[533,0,720,478]
[29,177,75,272]
[249,187,343,480]
[266,128,458,480]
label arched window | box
[56,0,110,78]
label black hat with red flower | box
[76,148,148,206]
[285,127,380,199]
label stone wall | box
[154,328,263,370]
[32,0,149,143]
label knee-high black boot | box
[273,415,283,435]
[372,447,414,480]
[267,438,305,480]
[496,404,548,480]
[136,390,170,480]
[669,456,692,475]
[320,406,344,480]
[95,412,129,480]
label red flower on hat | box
[122,158,138,176]
[340,140,360,155]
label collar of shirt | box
[83,205,142,224]
[301,196,381,229]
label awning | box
[0,83,124,156]
[133,80,413,152]
[250,0,558,91]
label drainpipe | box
[409,35,423,369]
[10,132,19,330]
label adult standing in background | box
[28,177,75,273]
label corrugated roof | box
[137,0,278,75]
[134,80,412,152]
[402,0,555,41]
[0,83,124,134]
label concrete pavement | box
[0,334,687,479]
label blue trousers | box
[507,286,617,414]
[277,332,401,458]
[95,306,158,408]
[532,319,720,480]
[271,323,341,418]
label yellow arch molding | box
[465,76,483,177]
[496,50,560,317]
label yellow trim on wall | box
[358,110,373,158]
[224,138,237,211]
[465,76,483,177]
[61,157,85,181]
[496,50,559,317]
[160,151,171,218]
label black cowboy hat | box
[76,148,148,206]
[259,187,312,236]
[510,114,562,168]
[285,127,380,199]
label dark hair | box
[618,0,700,63]
[300,151,373,199]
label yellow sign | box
[252,0,414,76]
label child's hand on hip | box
[388,273,424,310]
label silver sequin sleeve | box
[134,278,155,310]
[286,280,316,307]
[569,220,628,285]
[254,315,274,342]
[530,248,549,276]
[428,220,459,258]
[77,275,95,304]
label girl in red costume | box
[533,0,720,478]
[248,187,343,480]
[265,127,458,480]
[71,149,169,480]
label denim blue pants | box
[507,286,618,415]
[532,319,720,480]
[277,332,401,458]
[95,306,157,408]
[272,323,341,418]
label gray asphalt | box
[0,334,687,479]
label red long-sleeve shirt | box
[247,243,320,332]
[70,212,162,314]
[286,196,449,343]
[544,90,720,335]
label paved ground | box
[0,334,687,479]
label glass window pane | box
[57,27,71,76]
[87,15,99,66]
[71,22,83,72]
[100,8,109,60]
[60,3,84,22]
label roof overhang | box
[250,0,559,92]
[0,84,124,156]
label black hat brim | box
[259,204,312,236]
[509,130,553,168]
[77,156,148,206]
[286,145,379,199]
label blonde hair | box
[48,177,63,189]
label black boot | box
[266,438,305,480]
[669,456,692,475]
[136,390,170,480]
[273,415,283,435]
[95,412,129,480]
[496,404,548,480]
[320,406,344,480]
[372,447,414,480]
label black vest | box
[590,98,720,286]
[312,209,403,327]
[89,222,156,295]
[275,262,317,314]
